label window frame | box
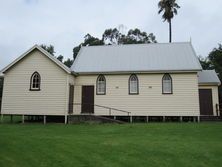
[129,74,139,95]
[30,71,41,91]
[96,75,106,95]
[162,73,173,94]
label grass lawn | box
[0,121,222,167]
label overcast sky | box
[0,0,222,70]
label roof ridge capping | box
[81,41,192,48]
[1,44,71,74]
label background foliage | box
[199,44,222,103]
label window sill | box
[162,93,173,95]
[96,93,106,95]
[29,89,41,91]
[129,93,139,95]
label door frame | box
[199,88,214,116]
[81,85,95,114]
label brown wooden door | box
[68,85,74,114]
[81,86,94,114]
[199,89,213,115]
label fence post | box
[146,116,149,123]
[180,116,183,122]
[22,115,25,124]
[43,115,46,124]
[163,116,166,122]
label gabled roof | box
[1,45,71,74]
[198,70,221,85]
[71,42,202,74]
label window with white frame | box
[162,74,172,94]
[30,72,41,91]
[129,74,139,94]
[96,75,106,95]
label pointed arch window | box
[129,74,139,94]
[96,75,106,95]
[30,72,41,91]
[162,74,172,94]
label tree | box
[73,45,81,61]
[84,34,104,46]
[102,28,157,45]
[198,56,211,70]
[158,0,180,42]
[102,28,121,44]
[64,58,73,68]
[209,44,222,104]
[40,44,55,56]
[208,44,222,82]
[120,29,157,44]
[57,55,64,62]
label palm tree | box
[158,0,180,43]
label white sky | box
[0,0,222,70]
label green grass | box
[0,122,222,167]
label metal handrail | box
[72,103,131,116]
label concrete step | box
[68,115,126,124]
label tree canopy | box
[73,27,157,59]
[40,44,55,56]
[158,0,180,42]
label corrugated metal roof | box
[198,70,221,85]
[71,42,202,73]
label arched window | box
[129,74,139,94]
[96,75,106,95]
[162,74,172,94]
[30,72,41,91]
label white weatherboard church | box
[0,42,221,123]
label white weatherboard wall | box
[1,49,74,115]
[74,73,200,116]
[198,85,219,116]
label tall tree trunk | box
[169,19,172,43]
